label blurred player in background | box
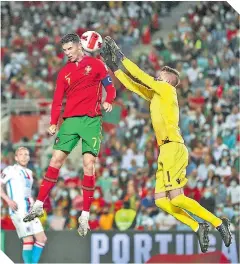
[0,147,47,264]
[23,33,116,237]
[101,37,232,253]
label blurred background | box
[1,1,239,263]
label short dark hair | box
[161,66,180,87]
[61,33,80,45]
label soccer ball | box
[80,31,103,53]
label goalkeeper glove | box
[104,36,125,62]
[100,42,119,72]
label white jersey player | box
[0,147,47,264]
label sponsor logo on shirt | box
[176,178,181,184]
[176,177,184,184]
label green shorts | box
[53,116,102,156]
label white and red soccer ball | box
[80,31,103,53]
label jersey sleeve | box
[0,167,13,184]
[121,58,156,87]
[50,71,66,125]
[115,69,154,101]
[97,59,116,104]
[121,58,173,97]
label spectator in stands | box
[123,180,140,211]
[186,59,201,85]
[98,204,114,230]
[200,188,216,214]
[114,201,136,231]
[197,155,216,181]
[91,188,105,215]
[215,158,232,178]
[211,175,227,205]
[213,136,229,164]
[48,207,66,231]
[88,212,100,230]
[136,207,154,231]
[155,210,178,231]
[227,178,240,206]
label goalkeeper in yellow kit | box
[100,36,232,253]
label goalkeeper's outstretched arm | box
[121,58,173,97]
[102,36,155,88]
[115,70,154,101]
[121,58,156,87]
[102,36,172,97]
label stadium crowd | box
[1,2,240,232]
[1,1,177,100]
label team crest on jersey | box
[55,137,60,145]
[84,65,92,75]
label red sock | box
[82,175,95,212]
[37,166,59,202]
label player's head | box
[157,66,180,87]
[61,33,82,62]
[15,147,30,167]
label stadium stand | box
[1,2,239,232]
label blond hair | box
[15,147,30,155]
[161,66,180,87]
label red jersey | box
[50,55,116,125]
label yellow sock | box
[171,194,222,228]
[155,197,199,232]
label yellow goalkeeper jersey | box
[115,58,184,146]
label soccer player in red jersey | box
[23,33,116,237]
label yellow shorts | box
[155,142,189,193]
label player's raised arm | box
[104,36,180,97]
[118,59,176,99]
[121,58,157,87]
[115,70,154,101]
[103,36,158,88]
[50,72,65,126]
[100,39,154,100]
